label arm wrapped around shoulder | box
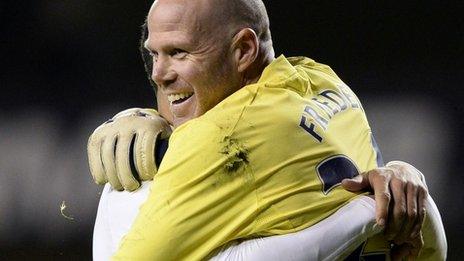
[212,196,381,261]
[87,108,172,191]
[211,194,447,261]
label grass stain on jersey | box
[220,136,249,173]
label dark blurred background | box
[1,0,462,260]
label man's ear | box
[232,28,259,73]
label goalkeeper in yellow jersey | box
[88,0,447,260]
[90,107,446,261]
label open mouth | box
[167,92,194,105]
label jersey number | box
[316,155,359,195]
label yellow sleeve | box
[113,119,257,260]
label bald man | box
[88,0,446,260]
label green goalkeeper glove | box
[87,108,172,191]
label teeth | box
[167,92,193,103]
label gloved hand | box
[87,108,172,191]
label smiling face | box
[145,0,242,127]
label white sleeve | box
[419,195,447,260]
[92,182,152,261]
[93,184,113,261]
[211,196,381,261]
[212,195,448,261]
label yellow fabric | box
[114,55,387,260]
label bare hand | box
[341,161,428,247]
[391,232,424,261]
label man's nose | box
[152,56,177,86]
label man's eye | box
[171,49,187,58]
[149,52,158,61]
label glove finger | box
[136,130,158,181]
[113,108,142,118]
[101,135,124,190]
[137,108,160,118]
[87,134,107,184]
[116,133,140,191]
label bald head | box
[147,0,273,49]
[141,0,275,126]
[208,0,272,43]
[140,0,274,88]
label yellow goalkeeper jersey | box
[114,55,388,260]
